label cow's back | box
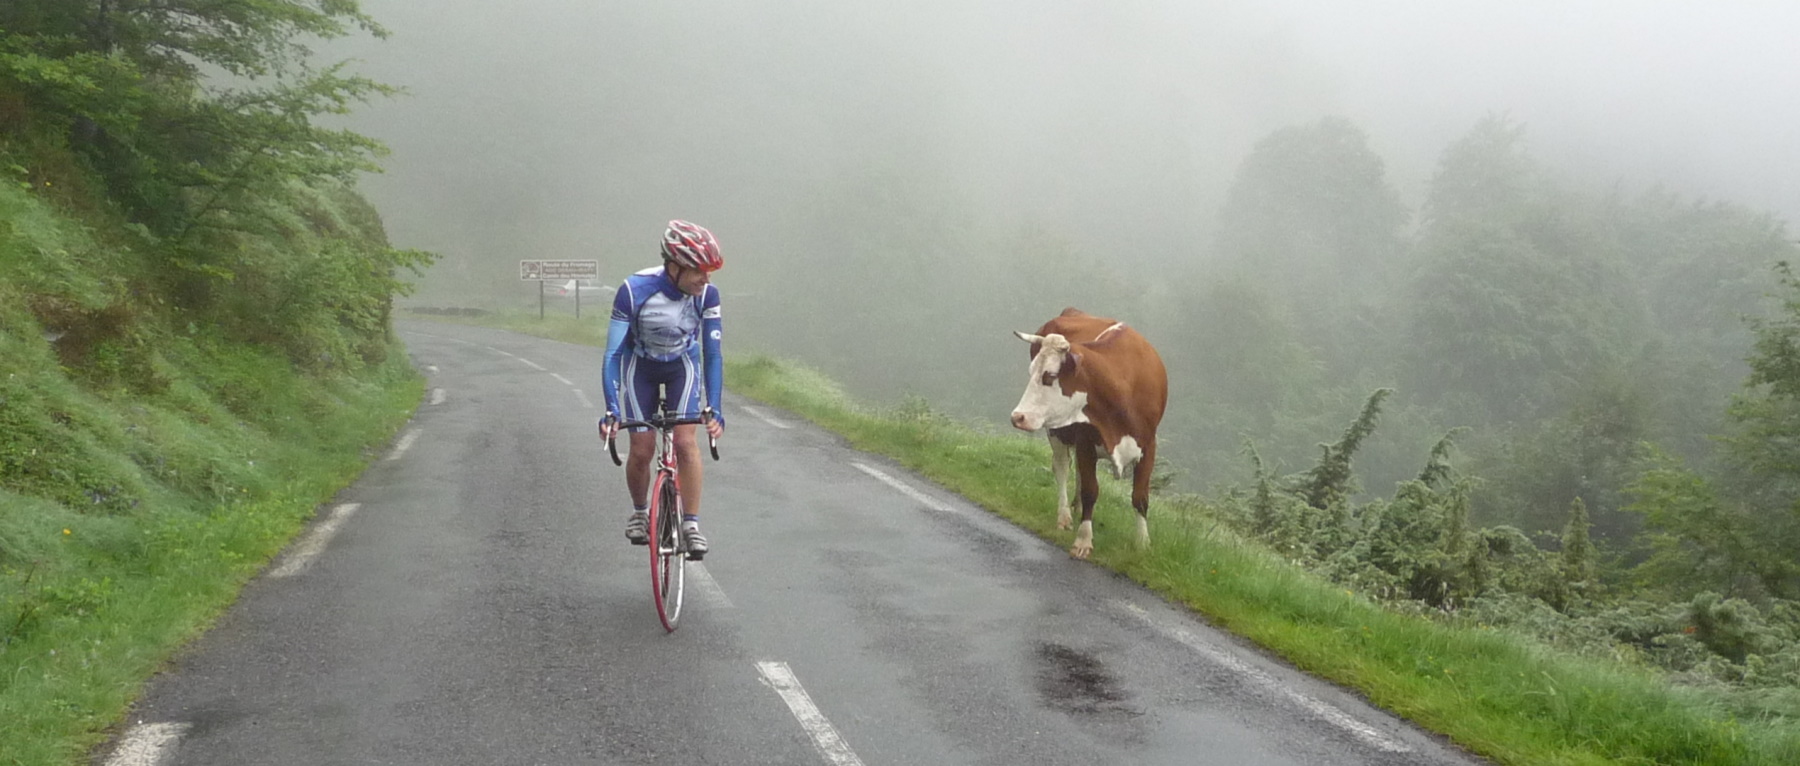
[1034,308,1167,433]
[1030,307,1119,349]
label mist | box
[328,0,1800,504]
[332,1,1800,260]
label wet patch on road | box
[1034,642,1139,719]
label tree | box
[1211,116,1408,376]
[1614,193,1797,462]
[1560,496,1595,593]
[1716,260,1800,595]
[0,1,394,241]
[1624,448,1765,599]
[1402,115,1646,422]
[1473,370,1655,540]
[0,0,427,368]
[1727,261,1800,495]
[1297,387,1392,512]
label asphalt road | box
[104,321,1489,766]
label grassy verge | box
[440,308,1800,766]
[0,335,421,766]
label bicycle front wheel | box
[648,470,685,631]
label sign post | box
[520,260,600,320]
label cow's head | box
[1010,331,1088,432]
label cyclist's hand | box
[599,412,619,441]
[703,408,723,440]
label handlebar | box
[605,410,720,465]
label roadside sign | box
[519,259,599,280]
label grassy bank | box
[0,325,421,766]
[442,308,1799,766]
[0,173,424,763]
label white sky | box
[329,1,1800,269]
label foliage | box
[1403,115,1646,423]
[1471,372,1656,541]
[1211,116,1408,377]
[0,4,433,760]
[1727,262,1800,495]
[1295,387,1390,512]
[1623,448,1767,600]
[0,0,397,244]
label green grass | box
[442,308,1800,766]
[0,339,420,766]
[1,92,425,766]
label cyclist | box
[598,220,726,559]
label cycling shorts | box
[620,353,705,431]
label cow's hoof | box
[1057,519,1073,530]
[1069,544,1092,559]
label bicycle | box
[606,407,719,632]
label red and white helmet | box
[660,220,723,272]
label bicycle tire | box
[649,470,685,631]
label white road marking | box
[268,504,361,578]
[756,662,866,766]
[689,562,734,608]
[519,357,546,371]
[426,364,440,373]
[1120,603,1411,753]
[551,373,574,386]
[852,462,953,512]
[387,428,421,461]
[740,405,792,429]
[104,722,189,766]
[572,389,595,409]
[485,346,514,357]
[428,388,446,405]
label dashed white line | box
[428,388,446,405]
[740,405,792,429]
[689,562,734,608]
[387,428,421,461]
[104,722,190,766]
[852,462,953,512]
[756,662,866,766]
[426,364,440,374]
[572,389,595,409]
[486,346,514,357]
[268,503,361,578]
[1120,603,1411,753]
[551,373,574,386]
[518,357,546,371]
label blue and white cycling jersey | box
[601,266,724,423]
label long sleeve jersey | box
[600,266,724,419]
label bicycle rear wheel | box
[648,470,686,631]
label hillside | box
[1,2,430,762]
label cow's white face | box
[1010,332,1089,432]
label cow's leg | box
[1048,433,1074,530]
[1130,440,1157,550]
[1072,437,1100,559]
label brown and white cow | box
[1009,308,1168,559]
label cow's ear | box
[1060,351,1080,377]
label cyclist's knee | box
[626,433,655,462]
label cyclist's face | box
[669,263,711,295]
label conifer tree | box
[1561,496,1595,589]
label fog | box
[332,0,1800,266]
[327,1,1800,496]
